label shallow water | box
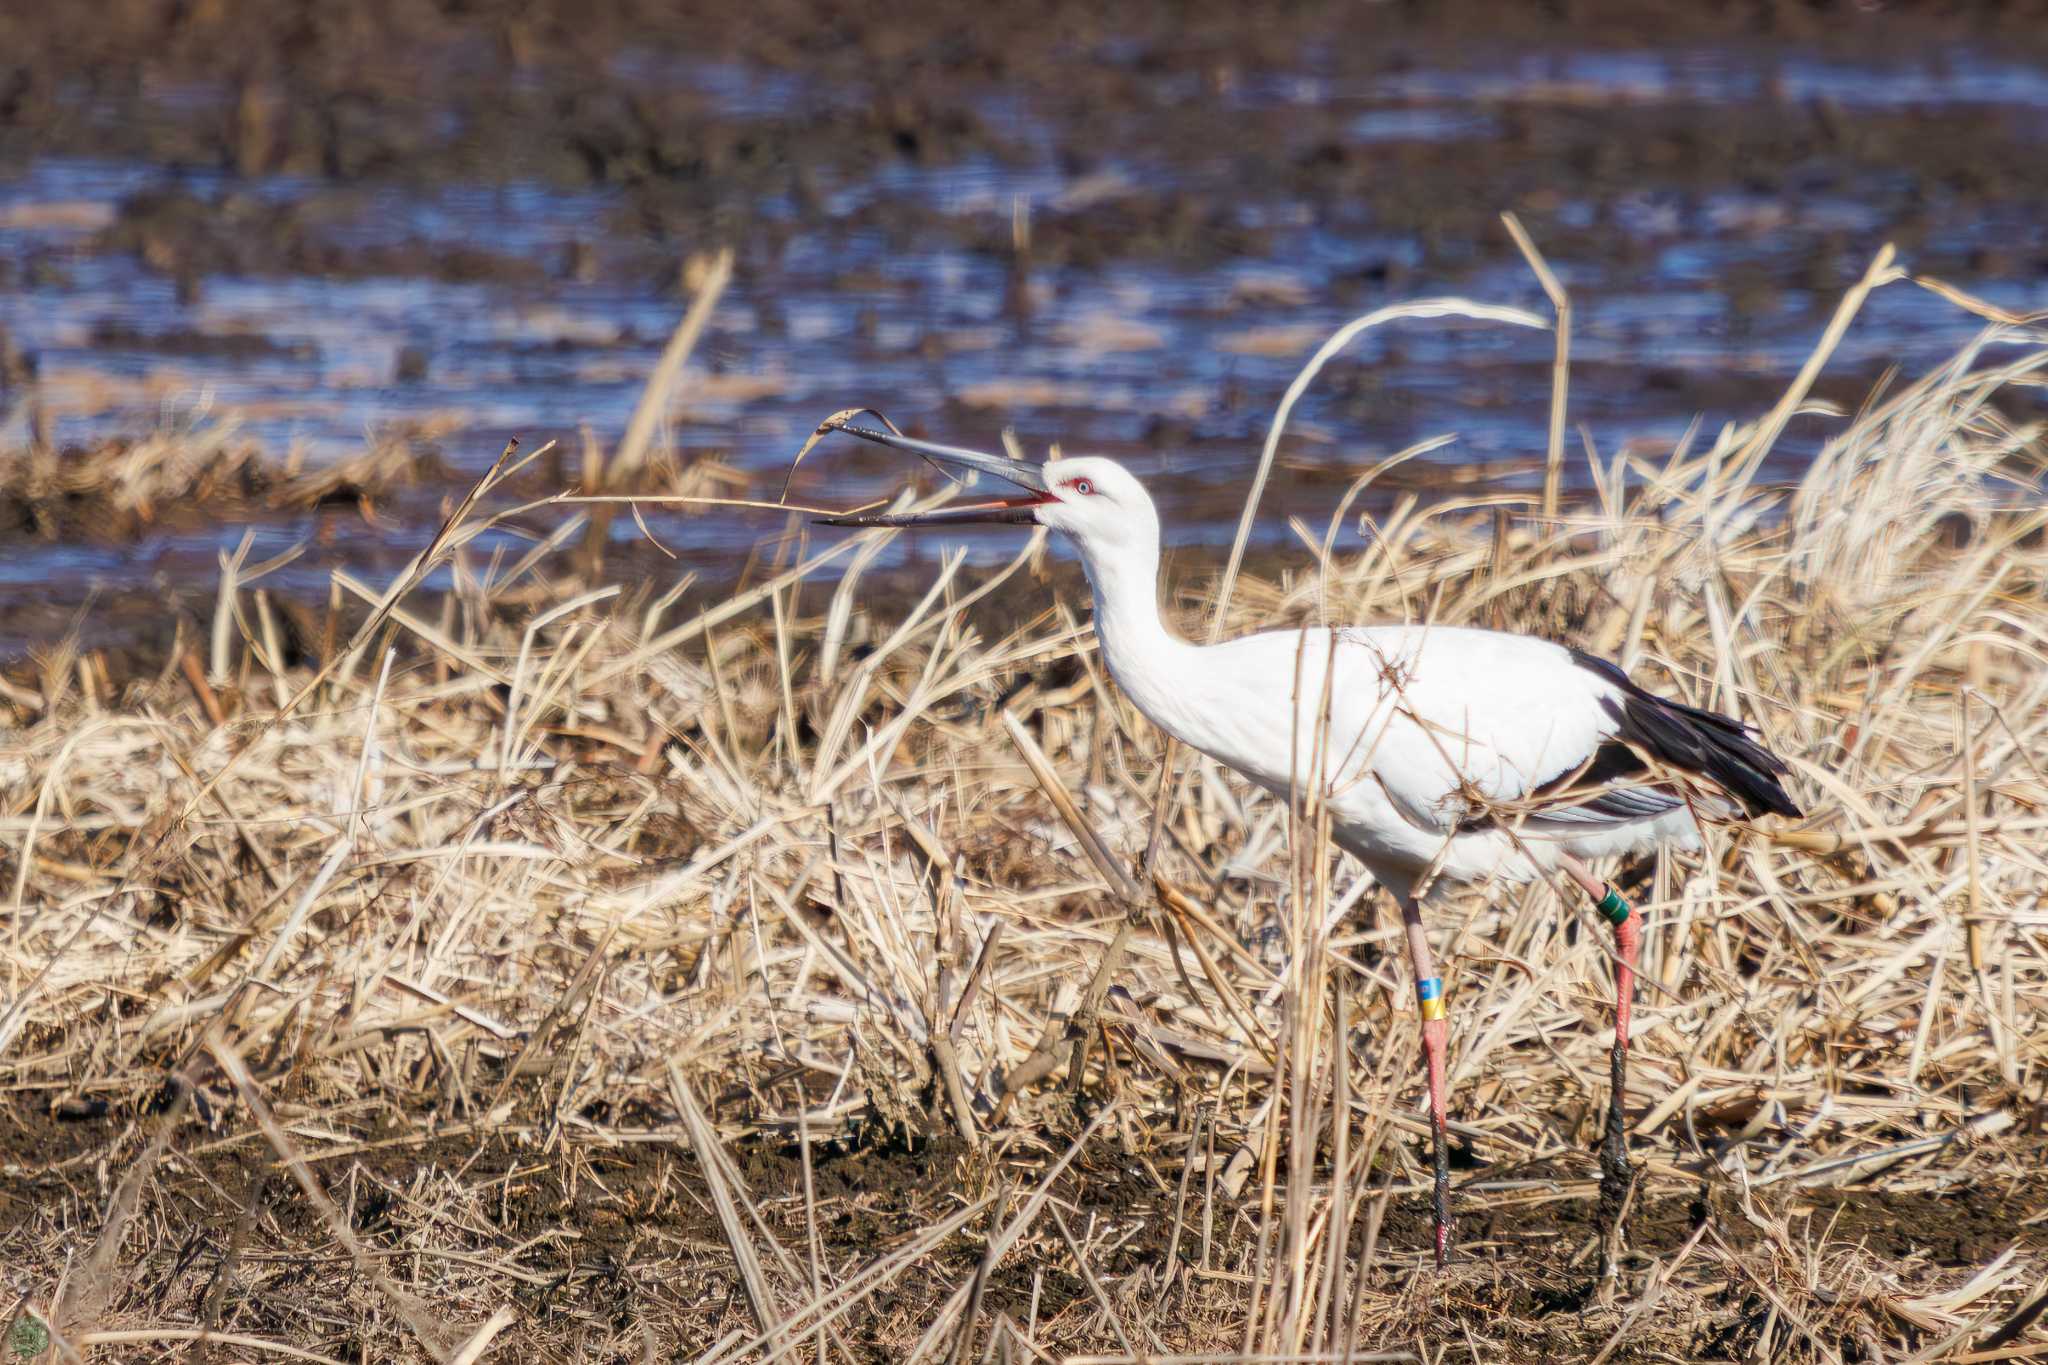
[1,35,2045,634]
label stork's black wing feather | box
[1455,735,1681,833]
[1567,649,1802,819]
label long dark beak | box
[815,424,1051,527]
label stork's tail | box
[1569,649,1802,820]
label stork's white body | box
[1099,618,1699,898]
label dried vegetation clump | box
[0,409,751,550]
[0,419,455,541]
[0,313,2045,1362]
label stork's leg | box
[1596,887,1640,1226]
[1559,855,1640,1254]
[1399,895,1452,1267]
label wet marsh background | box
[2,2,2047,646]
[1,2,2047,1362]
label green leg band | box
[1597,887,1631,925]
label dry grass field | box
[2,280,2045,1362]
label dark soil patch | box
[1803,1183,2045,1264]
[7,1083,2044,1360]
[88,321,317,362]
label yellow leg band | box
[1420,996,1448,1021]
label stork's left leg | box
[1398,894,1453,1267]
[1559,855,1640,1236]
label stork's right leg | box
[1400,895,1452,1267]
[1559,852,1640,1281]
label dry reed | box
[0,293,2044,1363]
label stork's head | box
[1033,456,1157,552]
[814,425,1159,560]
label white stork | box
[817,422,1802,1266]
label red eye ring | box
[1070,478,1095,496]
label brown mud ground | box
[5,1078,2045,1361]
[8,1,2048,256]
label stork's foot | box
[1421,1013,1452,1267]
[1431,1123,1452,1269]
[1595,1039,1636,1242]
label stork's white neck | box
[1070,528,1196,730]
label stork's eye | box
[1069,478,1095,496]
